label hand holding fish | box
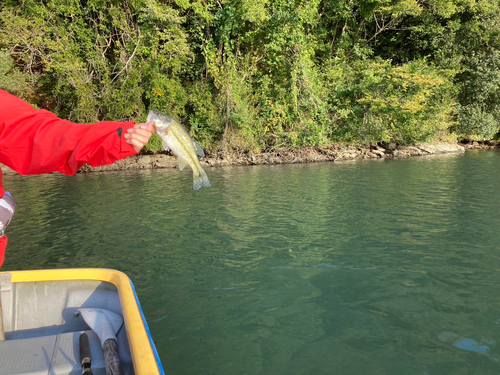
[147,111,211,190]
[124,123,156,152]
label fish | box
[147,110,211,190]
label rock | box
[379,142,397,150]
[404,146,423,156]
[137,155,151,166]
[372,149,385,157]
[154,154,176,168]
[417,142,465,154]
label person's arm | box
[0,89,153,176]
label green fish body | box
[147,110,210,190]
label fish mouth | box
[147,110,174,132]
[146,110,160,124]
[146,110,168,130]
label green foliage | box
[0,52,31,97]
[0,0,190,124]
[1,0,500,153]
[325,59,456,144]
[452,51,500,139]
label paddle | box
[79,332,93,375]
[78,308,124,375]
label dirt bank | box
[1,140,498,175]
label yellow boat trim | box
[2,268,161,375]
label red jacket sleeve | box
[0,90,139,180]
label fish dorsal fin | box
[193,140,205,157]
[178,158,187,171]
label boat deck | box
[0,275,133,375]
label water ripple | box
[3,150,500,374]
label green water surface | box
[3,150,500,374]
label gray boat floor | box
[0,275,133,375]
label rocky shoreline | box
[80,139,499,172]
[1,140,498,175]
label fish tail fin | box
[193,169,211,190]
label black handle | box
[79,333,93,375]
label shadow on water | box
[3,149,500,374]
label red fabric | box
[0,236,7,268]
[0,89,140,267]
[0,89,139,196]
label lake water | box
[2,149,500,374]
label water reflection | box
[3,150,500,374]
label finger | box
[134,123,155,132]
[128,127,154,137]
[126,137,145,153]
[126,132,150,145]
[127,133,151,148]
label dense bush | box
[453,51,500,139]
[324,59,456,144]
[1,0,500,152]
